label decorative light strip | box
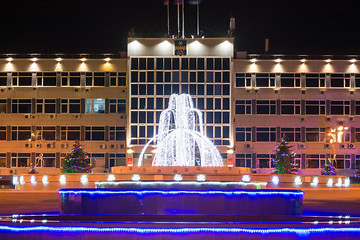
[0,226,360,234]
[59,190,303,196]
[94,181,267,187]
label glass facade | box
[129,57,231,146]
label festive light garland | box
[0,225,360,234]
[59,189,304,196]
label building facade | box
[0,37,359,176]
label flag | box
[174,0,183,5]
[189,0,200,5]
[163,0,169,5]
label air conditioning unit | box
[338,121,344,126]
[74,88,80,92]
[49,114,56,119]
[35,143,41,148]
[24,114,31,119]
[25,143,32,148]
[297,144,306,149]
[349,117,355,122]
[61,143,69,149]
[340,144,347,149]
[348,143,356,149]
[46,143,55,149]
[120,144,125,149]
[85,88,91,92]
[75,115,81,119]
[325,117,331,122]
[0,88,5,92]
[99,144,107,149]
[324,143,331,149]
[110,144,118,149]
[244,143,252,148]
[299,117,305,122]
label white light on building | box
[80,175,88,185]
[344,178,350,187]
[59,175,66,185]
[327,178,333,187]
[294,176,302,185]
[132,174,140,181]
[335,178,342,187]
[174,174,182,182]
[310,177,319,187]
[20,176,25,185]
[42,176,49,185]
[271,176,279,185]
[12,176,19,185]
[30,175,36,184]
[107,175,116,182]
[242,175,250,182]
[197,174,206,182]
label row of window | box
[0,99,125,114]
[235,127,360,142]
[236,73,360,88]
[235,154,359,169]
[0,153,126,168]
[0,126,126,141]
[131,57,231,71]
[235,100,359,115]
[0,72,126,87]
[130,125,230,146]
[130,71,230,84]
[131,83,230,96]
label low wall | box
[11,171,350,191]
[59,188,304,216]
[111,166,251,175]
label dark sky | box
[0,0,359,55]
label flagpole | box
[182,0,185,38]
[167,3,170,35]
[197,3,199,35]
[177,1,180,38]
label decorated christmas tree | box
[321,158,336,175]
[273,137,297,174]
[61,140,93,173]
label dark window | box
[156,58,163,70]
[131,58,138,70]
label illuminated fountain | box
[58,94,303,217]
[138,94,223,167]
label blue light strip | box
[58,190,303,196]
[0,226,359,234]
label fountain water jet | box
[138,94,223,167]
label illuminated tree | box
[61,140,93,173]
[273,137,297,174]
[321,158,336,175]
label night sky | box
[0,0,359,55]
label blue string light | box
[58,189,304,196]
[0,225,360,234]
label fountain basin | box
[59,186,303,216]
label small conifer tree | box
[273,137,297,174]
[61,140,93,173]
[321,158,337,175]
